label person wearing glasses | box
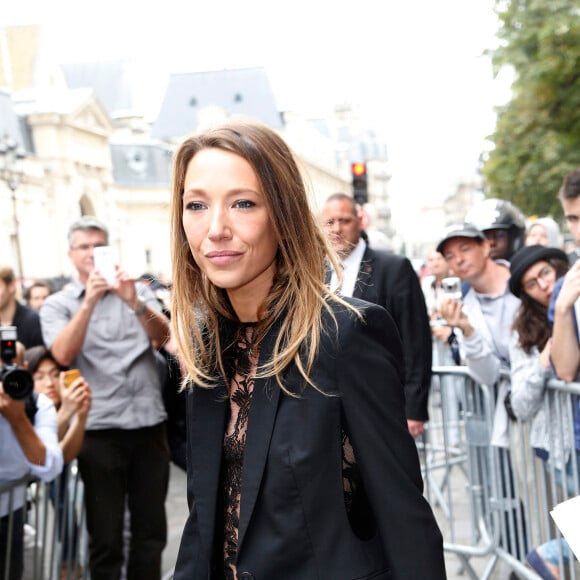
[320,193,432,438]
[506,245,572,580]
[39,216,171,580]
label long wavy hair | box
[512,258,569,354]
[170,119,354,394]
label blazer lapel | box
[189,382,228,556]
[236,325,281,555]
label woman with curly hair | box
[507,245,571,579]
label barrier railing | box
[1,462,88,580]
[423,366,580,579]
[3,368,579,580]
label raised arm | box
[551,264,580,381]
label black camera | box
[0,326,34,400]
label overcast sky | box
[3,0,512,227]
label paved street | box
[162,464,189,579]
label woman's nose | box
[207,208,231,239]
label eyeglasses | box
[71,243,107,252]
[323,217,355,228]
[522,264,555,292]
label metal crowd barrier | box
[421,365,580,579]
[3,368,579,580]
[0,461,89,580]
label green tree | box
[483,0,580,219]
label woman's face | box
[521,260,556,306]
[526,224,548,247]
[182,147,278,319]
[32,358,61,406]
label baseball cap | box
[436,223,486,254]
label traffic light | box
[351,162,368,205]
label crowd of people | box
[421,169,580,579]
[1,116,579,580]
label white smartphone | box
[93,246,117,286]
[441,276,462,301]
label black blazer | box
[353,246,432,421]
[174,300,446,580]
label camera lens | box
[1,366,34,400]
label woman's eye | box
[185,201,205,211]
[235,200,255,209]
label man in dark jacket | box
[0,265,43,348]
[321,193,432,437]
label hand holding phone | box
[62,369,81,388]
[93,246,117,287]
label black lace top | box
[219,324,362,579]
[222,324,257,580]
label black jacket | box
[13,301,44,348]
[174,299,445,580]
[352,246,432,421]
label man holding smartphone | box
[40,216,171,580]
[437,222,520,447]
[437,222,527,563]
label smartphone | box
[63,369,81,388]
[441,276,462,301]
[93,246,116,286]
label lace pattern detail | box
[342,429,358,513]
[222,325,257,580]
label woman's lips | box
[205,250,243,265]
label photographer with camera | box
[0,330,63,580]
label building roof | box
[61,60,137,118]
[151,67,282,141]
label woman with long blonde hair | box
[170,119,445,580]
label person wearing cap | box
[505,245,573,579]
[438,223,521,444]
[438,223,528,559]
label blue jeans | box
[534,448,580,566]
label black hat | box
[436,223,486,254]
[509,245,568,298]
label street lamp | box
[0,134,27,292]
